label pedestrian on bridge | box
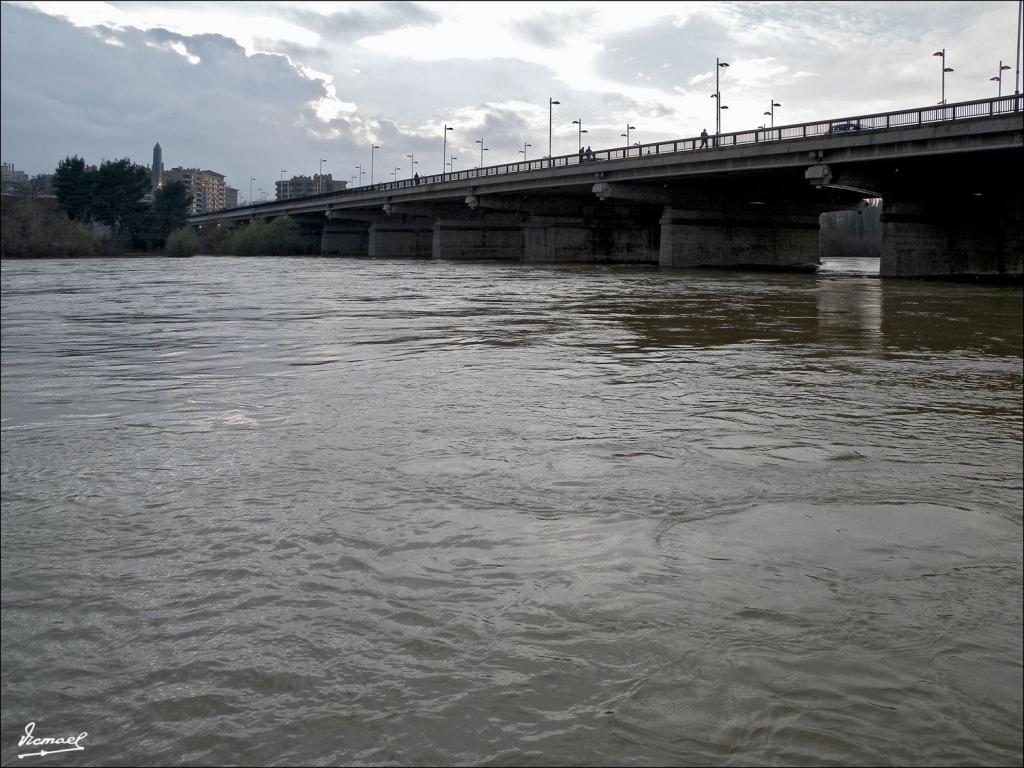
[700,128,709,149]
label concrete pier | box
[322,218,369,257]
[658,205,821,270]
[880,191,1023,279]
[432,215,523,260]
[368,217,433,259]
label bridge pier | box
[522,217,592,262]
[368,217,434,259]
[522,214,659,264]
[321,218,369,257]
[658,205,821,270]
[879,193,1023,279]
[432,215,523,260]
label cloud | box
[595,13,736,94]
[285,2,441,43]
[0,4,354,193]
[509,8,597,49]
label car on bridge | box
[828,121,863,134]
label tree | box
[53,156,94,221]
[90,158,149,230]
[152,181,192,236]
[126,180,192,249]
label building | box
[197,170,225,213]
[1,162,29,195]
[163,167,227,214]
[152,143,163,190]
[224,186,238,209]
[275,174,345,200]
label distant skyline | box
[2,1,1022,202]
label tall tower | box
[152,142,163,189]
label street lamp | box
[712,58,729,142]
[621,123,636,147]
[932,49,954,105]
[406,153,417,179]
[249,176,255,204]
[355,164,364,186]
[442,125,454,179]
[449,156,458,173]
[371,144,380,185]
[318,158,327,193]
[475,139,488,168]
[763,99,781,128]
[518,141,532,162]
[572,119,589,152]
[548,97,560,167]
[991,61,1012,97]
[1017,0,1023,98]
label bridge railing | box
[210,95,1022,217]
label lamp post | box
[932,48,954,105]
[712,58,729,141]
[370,144,380,185]
[621,123,636,147]
[449,156,457,173]
[572,119,588,152]
[318,158,326,193]
[1017,0,1022,98]
[518,141,532,162]
[442,125,453,179]
[763,99,781,128]
[991,61,1012,96]
[355,165,364,186]
[475,139,488,168]
[548,97,560,167]
[406,154,417,179]
[249,177,255,205]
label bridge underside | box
[306,152,1022,279]
[875,154,1022,279]
[305,176,878,271]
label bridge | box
[191,96,1023,278]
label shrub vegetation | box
[0,198,98,258]
[196,217,317,256]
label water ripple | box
[1,256,1021,766]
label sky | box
[2,1,1021,203]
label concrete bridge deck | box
[191,96,1023,278]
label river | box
[1,256,1021,766]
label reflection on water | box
[1,256,1021,767]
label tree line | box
[2,155,196,258]
[53,156,192,249]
